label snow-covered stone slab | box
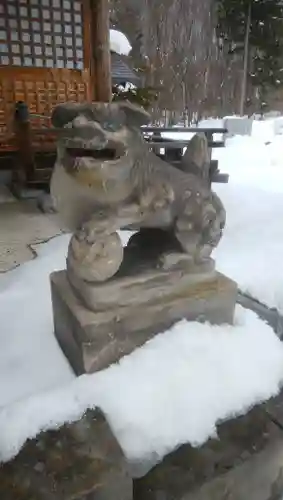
[133,396,283,500]
[0,408,132,500]
[2,391,283,499]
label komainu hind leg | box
[174,216,201,261]
[174,193,226,263]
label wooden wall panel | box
[0,68,92,151]
[0,0,93,153]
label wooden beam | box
[89,0,112,102]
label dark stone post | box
[13,101,35,186]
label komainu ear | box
[51,102,84,128]
[181,132,211,181]
[118,100,151,127]
[184,132,210,169]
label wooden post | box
[89,0,112,102]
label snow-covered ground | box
[214,121,283,312]
[162,119,283,312]
[215,182,283,312]
[214,132,283,312]
[1,118,283,467]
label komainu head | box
[51,100,151,178]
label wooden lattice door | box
[0,0,93,152]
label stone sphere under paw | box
[67,231,123,282]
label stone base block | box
[51,268,237,375]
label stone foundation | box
[0,409,132,500]
[2,395,283,499]
[133,398,283,500]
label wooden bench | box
[142,127,228,184]
[10,102,228,196]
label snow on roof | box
[111,52,140,85]
[110,29,132,56]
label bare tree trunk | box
[111,0,228,118]
[239,0,252,115]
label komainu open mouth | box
[66,147,118,161]
[65,137,126,162]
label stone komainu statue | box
[50,101,226,283]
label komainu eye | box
[103,121,121,132]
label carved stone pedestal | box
[50,261,237,375]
